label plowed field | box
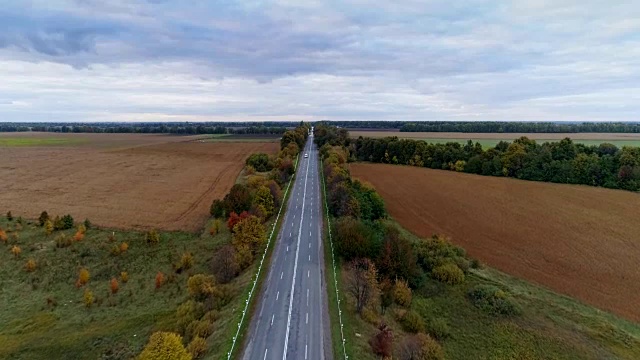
[0,133,278,231]
[351,163,640,322]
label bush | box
[11,245,21,258]
[6,211,13,221]
[25,258,37,272]
[369,323,393,358]
[416,333,444,360]
[77,268,90,287]
[176,300,205,334]
[120,242,129,253]
[55,234,72,248]
[425,318,450,340]
[393,279,412,307]
[186,319,213,340]
[187,336,207,359]
[120,272,129,283]
[468,285,522,316]
[138,332,191,360]
[77,223,87,234]
[211,245,239,284]
[431,263,465,285]
[401,310,425,333]
[83,218,92,229]
[470,258,482,269]
[187,274,217,301]
[210,199,226,218]
[155,272,165,289]
[44,220,54,235]
[146,230,160,245]
[0,229,7,243]
[39,211,49,226]
[110,278,119,294]
[83,289,94,308]
[397,333,443,360]
[73,231,85,242]
[181,252,194,270]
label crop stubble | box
[351,163,640,323]
[0,133,278,232]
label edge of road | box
[227,153,301,360]
[320,158,349,360]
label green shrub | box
[187,336,207,359]
[39,211,50,226]
[145,229,160,245]
[6,211,13,221]
[470,258,482,269]
[431,263,465,285]
[53,214,74,230]
[176,300,205,334]
[426,318,450,340]
[55,234,72,248]
[401,310,425,333]
[468,285,522,316]
[186,319,213,341]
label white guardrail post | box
[320,159,348,360]
[227,154,300,360]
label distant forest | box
[3,121,640,134]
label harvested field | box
[0,132,278,231]
[351,163,640,323]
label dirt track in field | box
[349,130,640,140]
[351,163,640,323]
[0,133,278,232]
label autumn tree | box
[187,336,208,359]
[121,271,129,283]
[77,223,87,234]
[396,333,444,360]
[369,323,393,359]
[226,211,249,232]
[211,244,239,283]
[181,252,194,270]
[120,242,129,253]
[345,258,379,315]
[231,215,267,269]
[138,332,191,360]
[223,183,253,214]
[0,228,7,243]
[110,278,119,294]
[254,186,275,218]
[73,230,85,242]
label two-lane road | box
[242,137,331,360]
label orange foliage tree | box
[110,278,119,294]
[155,272,165,289]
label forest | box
[400,121,640,133]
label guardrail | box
[226,154,300,360]
[320,159,349,360]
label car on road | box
[304,153,308,158]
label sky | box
[0,0,639,123]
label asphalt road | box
[242,137,332,360]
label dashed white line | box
[308,254,311,261]
[264,348,268,360]
[271,314,274,326]
[306,312,309,324]
[305,344,308,359]
[307,270,310,277]
[276,291,279,300]
[280,272,283,279]
[287,245,289,252]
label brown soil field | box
[0,133,278,232]
[349,130,640,140]
[351,163,640,322]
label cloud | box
[0,0,639,122]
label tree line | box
[0,122,294,135]
[400,121,640,133]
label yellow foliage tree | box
[83,288,94,308]
[181,252,193,270]
[138,332,191,360]
[11,245,21,258]
[77,223,87,234]
[231,216,266,269]
[187,336,207,359]
[187,274,217,301]
[120,242,129,253]
[25,258,37,272]
[393,278,412,307]
[44,220,54,236]
[77,268,90,287]
[0,229,7,243]
[121,271,129,283]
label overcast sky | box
[1,0,639,122]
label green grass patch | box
[0,137,87,147]
[200,134,280,143]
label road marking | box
[310,231,311,236]
[309,242,311,249]
[305,344,308,360]
[294,214,296,219]
[307,289,309,306]
[290,232,292,237]
[306,312,308,324]
[264,348,268,360]
[271,314,275,326]
[276,291,279,300]
[281,272,283,279]
[307,270,309,277]
[283,147,311,360]
[308,254,311,261]
[286,245,289,252]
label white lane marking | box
[290,232,292,237]
[308,254,311,261]
[307,270,310,277]
[310,231,311,236]
[264,348,268,360]
[281,272,283,279]
[309,242,311,249]
[305,344,308,360]
[271,314,275,326]
[276,291,279,300]
[306,312,308,324]
[294,214,296,219]
[283,147,311,360]
[287,245,289,252]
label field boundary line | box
[227,153,300,360]
[320,158,348,360]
